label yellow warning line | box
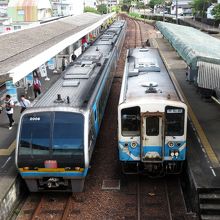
[155,39,219,168]
[0,140,16,156]
[170,72,219,168]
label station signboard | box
[5,80,18,103]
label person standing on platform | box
[19,95,31,113]
[89,33,94,45]
[62,56,68,71]
[71,52,77,62]
[33,69,39,78]
[33,76,41,98]
[2,94,15,130]
[82,36,88,51]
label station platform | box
[0,70,60,219]
[0,12,116,219]
[152,37,220,219]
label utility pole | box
[175,0,178,24]
[61,0,63,16]
[109,0,111,13]
[163,0,165,21]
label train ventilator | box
[118,48,187,176]
[15,20,126,192]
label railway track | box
[121,175,192,220]
[17,193,77,220]
[137,177,183,220]
[133,19,143,47]
[16,15,196,220]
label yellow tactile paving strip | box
[153,38,219,168]
[0,140,16,156]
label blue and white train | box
[118,48,187,175]
[15,20,126,192]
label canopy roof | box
[0,12,115,83]
[156,21,220,69]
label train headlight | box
[131,141,137,148]
[170,151,174,157]
[124,143,129,148]
[176,142,181,147]
[174,151,179,157]
[168,141,174,148]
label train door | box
[141,113,164,162]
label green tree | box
[190,0,212,18]
[212,4,220,21]
[84,6,99,14]
[148,0,164,9]
[120,0,132,12]
[123,0,132,5]
[136,1,145,9]
[111,5,120,13]
[97,4,107,14]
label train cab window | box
[121,107,140,136]
[52,112,84,155]
[165,107,184,136]
[146,116,159,136]
[19,112,84,157]
[19,113,51,156]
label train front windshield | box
[121,107,140,136]
[165,106,185,136]
[18,112,84,168]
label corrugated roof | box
[156,21,220,69]
[197,61,220,89]
[0,13,114,82]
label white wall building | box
[0,0,8,17]
[171,0,192,15]
[84,0,97,8]
[101,0,118,6]
[207,1,220,19]
[51,0,84,16]
[207,4,215,19]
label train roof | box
[33,21,125,110]
[0,13,115,83]
[120,47,180,105]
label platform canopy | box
[156,21,220,70]
[0,12,115,83]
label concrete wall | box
[0,176,26,220]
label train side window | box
[121,107,140,136]
[146,116,159,136]
[94,109,97,121]
[89,112,96,147]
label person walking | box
[19,95,31,113]
[33,76,41,98]
[3,94,15,130]
[62,56,68,71]
[71,53,77,62]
